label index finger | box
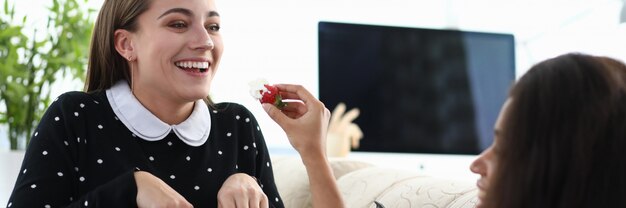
[274,84,316,104]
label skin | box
[114,0,223,125]
[114,0,269,207]
[469,99,510,208]
[263,84,346,208]
[112,0,345,207]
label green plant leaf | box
[1,0,94,150]
[3,0,8,15]
[9,2,14,19]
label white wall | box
[2,0,626,206]
[214,0,626,152]
[2,0,625,151]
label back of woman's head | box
[85,0,151,92]
[490,53,626,208]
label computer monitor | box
[318,21,515,154]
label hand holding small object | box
[261,84,345,207]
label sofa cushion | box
[272,156,373,208]
[337,167,477,208]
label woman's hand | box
[262,84,331,158]
[134,171,193,208]
[262,84,345,208]
[217,173,268,208]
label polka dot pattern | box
[7,92,283,207]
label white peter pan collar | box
[106,81,211,146]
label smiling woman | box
[6,0,343,207]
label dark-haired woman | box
[471,53,626,208]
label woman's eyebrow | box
[158,8,192,19]
[158,8,220,19]
[208,11,220,17]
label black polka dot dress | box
[7,81,284,207]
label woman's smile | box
[174,59,211,76]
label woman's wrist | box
[299,148,328,167]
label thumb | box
[262,103,289,126]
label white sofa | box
[0,152,478,208]
[272,156,478,208]
[0,151,23,207]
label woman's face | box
[470,99,510,208]
[130,0,223,103]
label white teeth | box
[175,61,209,69]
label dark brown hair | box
[84,0,151,92]
[487,53,626,207]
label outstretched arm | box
[262,84,345,208]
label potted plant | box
[0,0,95,150]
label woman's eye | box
[170,21,187,29]
[207,24,220,32]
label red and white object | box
[249,79,286,109]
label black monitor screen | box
[318,21,515,154]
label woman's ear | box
[114,29,135,61]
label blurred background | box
[1,0,626,205]
[2,0,625,151]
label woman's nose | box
[190,27,214,51]
[470,154,485,175]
